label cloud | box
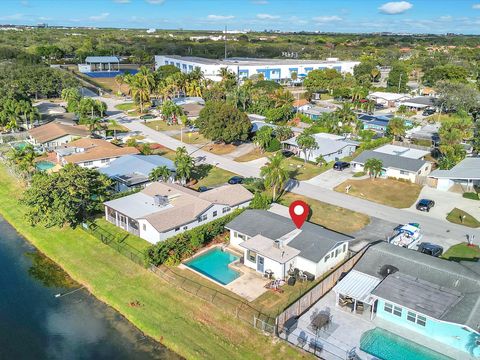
[379,1,413,15]
[89,12,110,21]
[473,4,480,9]
[114,0,130,3]
[207,14,235,20]
[146,0,165,4]
[313,15,342,23]
[256,14,280,20]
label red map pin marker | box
[289,200,310,229]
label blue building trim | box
[238,69,249,78]
[333,66,342,72]
[304,67,314,73]
[256,68,281,80]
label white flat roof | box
[374,144,429,159]
[333,270,381,305]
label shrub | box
[360,137,392,150]
[249,192,272,210]
[145,209,244,266]
[463,192,479,201]
[266,137,281,152]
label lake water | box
[0,216,181,360]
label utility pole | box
[224,25,227,59]
[398,73,403,93]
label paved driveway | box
[406,186,480,221]
[304,169,354,190]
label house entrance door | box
[257,256,264,273]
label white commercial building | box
[155,55,360,82]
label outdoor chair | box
[297,331,308,347]
[356,302,364,314]
[338,297,349,307]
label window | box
[335,248,340,257]
[183,226,188,230]
[222,207,230,214]
[101,158,109,163]
[198,214,207,222]
[237,233,246,241]
[337,150,343,155]
[342,244,347,252]
[393,305,402,317]
[384,302,393,314]
[213,211,217,217]
[417,315,426,326]
[407,311,426,326]
[84,161,93,166]
[175,227,180,232]
[142,224,146,231]
[324,254,330,262]
[400,170,409,175]
[247,250,256,262]
[407,311,416,323]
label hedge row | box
[145,208,244,266]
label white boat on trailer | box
[388,223,422,249]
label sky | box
[2,0,480,34]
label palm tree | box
[95,100,107,118]
[370,68,381,82]
[86,117,103,134]
[175,146,188,160]
[335,103,358,132]
[387,117,406,141]
[260,152,289,201]
[315,155,327,167]
[114,74,125,95]
[364,158,383,179]
[272,88,294,107]
[296,133,318,164]
[128,77,150,113]
[161,100,183,124]
[253,126,273,152]
[149,165,171,182]
[175,154,195,186]
[109,119,119,138]
[274,126,294,141]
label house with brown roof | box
[28,122,90,149]
[103,182,253,244]
[55,138,139,168]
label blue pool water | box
[36,161,55,171]
[360,328,453,360]
[185,248,240,285]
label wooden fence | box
[276,244,371,331]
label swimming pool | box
[360,328,453,360]
[185,248,240,285]
[36,161,55,171]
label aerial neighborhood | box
[0,9,479,360]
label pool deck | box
[181,245,269,301]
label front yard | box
[0,163,308,360]
[443,242,480,261]
[235,148,273,162]
[190,164,236,190]
[145,120,182,132]
[334,178,422,209]
[172,132,210,145]
[446,208,480,228]
[278,192,370,234]
[286,157,331,181]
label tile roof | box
[61,139,139,164]
[352,150,427,172]
[355,242,480,329]
[28,122,89,143]
[105,183,252,233]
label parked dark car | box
[281,150,295,158]
[231,140,242,146]
[422,108,436,116]
[140,114,155,120]
[197,186,209,192]
[228,176,244,185]
[417,242,443,257]
[416,199,435,212]
[333,161,350,171]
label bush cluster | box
[145,209,244,266]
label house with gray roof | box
[335,242,480,358]
[225,210,353,279]
[429,157,480,192]
[351,149,432,183]
[282,133,359,163]
[98,154,176,192]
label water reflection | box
[0,216,182,360]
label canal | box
[0,216,181,360]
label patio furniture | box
[309,338,323,352]
[356,302,364,314]
[287,276,296,286]
[297,331,308,347]
[338,297,349,307]
[311,313,331,332]
[263,269,274,279]
[303,271,315,281]
[298,271,308,282]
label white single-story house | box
[399,96,438,110]
[28,122,90,149]
[368,92,411,108]
[282,133,359,163]
[428,158,480,192]
[98,154,176,192]
[55,138,139,169]
[351,150,432,183]
[225,210,353,279]
[104,183,253,244]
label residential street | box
[120,119,480,250]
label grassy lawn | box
[442,242,480,261]
[278,192,370,234]
[172,132,210,145]
[285,157,331,181]
[115,102,136,112]
[203,143,237,155]
[0,163,307,360]
[190,164,236,190]
[334,178,422,209]
[94,217,152,252]
[235,149,273,162]
[152,146,177,161]
[145,120,182,132]
[446,208,480,228]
